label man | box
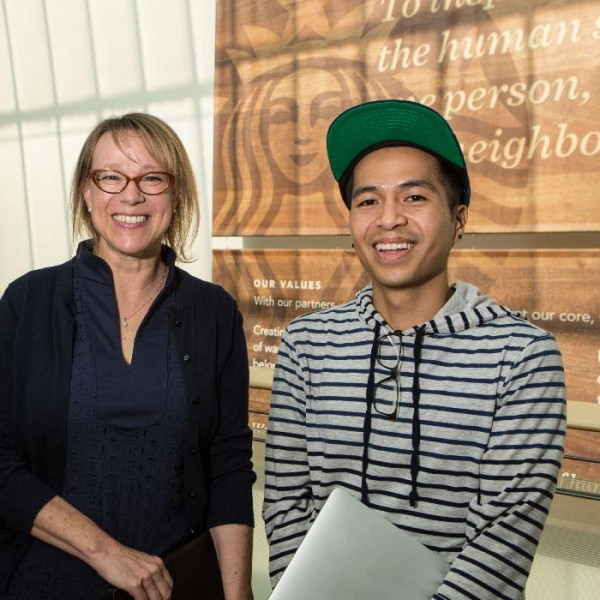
[263,100,566,599]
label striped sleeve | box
[434,333,566,600]
[262,328,316,586]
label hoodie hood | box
[356,281,523,508]
[357,280,521,338]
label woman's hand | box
[31,496,172,599]
[92,541,173,600]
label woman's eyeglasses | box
[89,169,175,195]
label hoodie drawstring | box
[361,322,380,505]
[408,324,426,507]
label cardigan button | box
[183,354,191,362]
[171,305,181,314]
[174,319,183,327]
[190,447,198,455]
[192,396,200,405]
[189,491,197,499]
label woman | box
[0,114,255,599]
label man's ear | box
[454,204,468,242]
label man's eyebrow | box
[351,184,379,199]
[400,179,438,193]
[352,179,437,199]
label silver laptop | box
[269,487,450,600]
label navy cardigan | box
[0,256,255,590]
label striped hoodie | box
[263,281,566,599]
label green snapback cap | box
[326,99,471,207]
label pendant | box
[122,316,128,327]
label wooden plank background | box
[213,0,600,235]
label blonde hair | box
[70,113,199,262]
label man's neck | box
[372,278,452,331]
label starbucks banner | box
[213,0,600,235]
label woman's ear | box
[82,180,94,214]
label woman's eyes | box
[99,172,122,181]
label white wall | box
[0,0,217,292]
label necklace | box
[120,264,168,328]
